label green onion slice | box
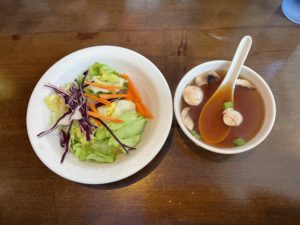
[224,101,233,109]
[233,138,246,146]
[191,130,200,140]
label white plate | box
[27,46,173,184]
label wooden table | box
[1,1,300,224]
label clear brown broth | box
[181,70,265,147]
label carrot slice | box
[124,91,133,101]
[99,94,127,99]
[121,74,132,100]
[87,111,124,123]
[127,80,142,100]
[120,74,129,80]
[83,93,111,105]
[123,87,133,101]
[121,75,153,119]
[84,81,122,92]
[88,102,97,113]
[137,101,153,118]
[135,102,145,115]
[88,102,101,126]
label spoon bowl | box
[199,36,252,144]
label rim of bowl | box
[174,60,276,154]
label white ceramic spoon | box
[199,36,252,144]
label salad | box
[37,62,153,163]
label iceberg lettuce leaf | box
[44,94,67,123]
[85,63,127,94]
[69,122,118,163]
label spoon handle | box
[223,36,252,86]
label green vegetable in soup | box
[233,137,246,146]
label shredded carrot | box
[99,94,127,99]
[88,102,97,113]
[123,89,133,101]
[84,81,122,92]
[135,102,145,115]
[127,79,142,100]
[120,74,132,100]
[121,75,153,119]
[120,74,129,80]
[88,102,101,126]
[87,111,124,123]
[137,101,153,119]
[83,93,111,105]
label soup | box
[181,70,265,148]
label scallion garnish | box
[224,101,233,109]
[233,138,246,146]
[191,130,200,140]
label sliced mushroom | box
[222,108,243,127]
[181,107,194,131]
[195,70,220,87]
[183,85,203,106]
[236,79,256,89]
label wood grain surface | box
[1,1,300,224]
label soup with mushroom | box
[181,70,264,147]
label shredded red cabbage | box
[60,130,67,148]
[37,109,72,137]
[38,70,94,162]
[60,120,73,163]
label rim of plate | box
[26,46,173,184]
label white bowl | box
[174,60,276,154]
[27,46,173,184]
